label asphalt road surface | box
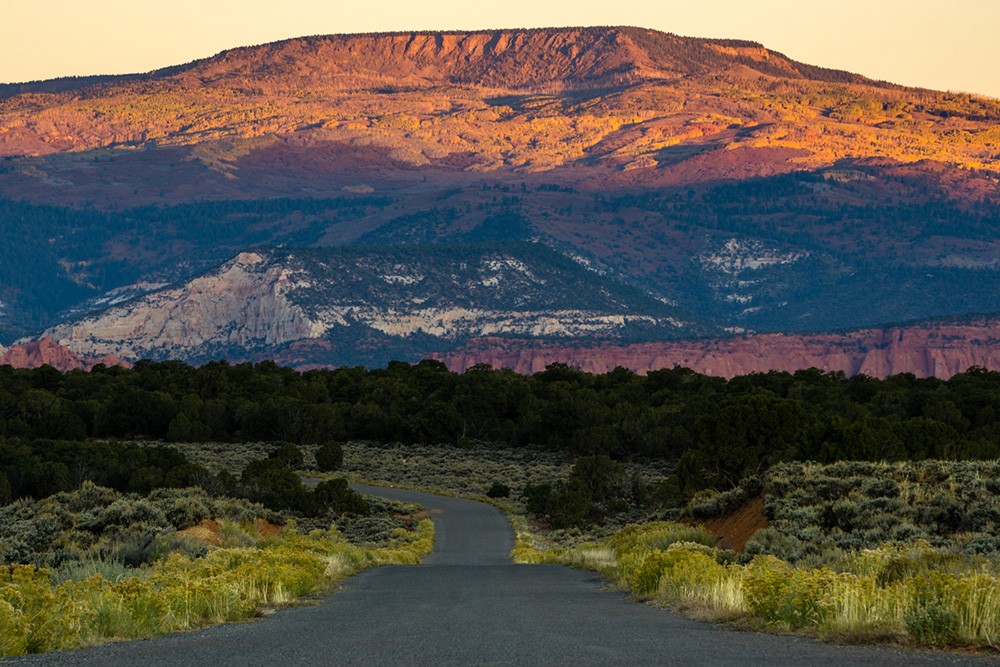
[7,486,996,666]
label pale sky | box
[2,1,998,98]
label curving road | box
[6,486,995,666]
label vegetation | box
[0,436,366,519]
[0,512,433,656]
[524,522,1000,649]
[4,360,1000,654]
[0,483,280,569]
[0,446,430,657]
[713,461,1000,566]
[4,360,1000,513]
[0,368,431,656]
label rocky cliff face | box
[43,252,320,360]
[437,320,1000,379]
[1,27,870,104]
[162,27,879,93]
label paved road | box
[7,486,996,666]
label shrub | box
[607,522,718,557]
[904,572,962,647]
[0,597,28,655]
[486,482,511,498]
[240,458,306,512]
[0,512,435,656]
[749,461,1000,566]
[535,521,1000,649]
[522,483,552,516]
[269,443,305,469]
[311,479,370,516]
[146,488,211,529]
[314,442,344,472]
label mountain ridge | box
[0,26,887,97]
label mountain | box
[1,27,999,373]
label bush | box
[904,572,962,647]
[486,482,511,498]
[311,479,370,516]
[0,518,435,657]
[748,461,1000,566]
[314,441,344,472]
[240,458,306,511]
[522,483,552,516]
[540,522,1000,649]
[269,443,305,469]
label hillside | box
[2,27,997,177]
[1,27,999,370]
[40,244,693,366]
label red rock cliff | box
[436,320,1000,379]
[1,337,131,372]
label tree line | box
[3,360,1000,501]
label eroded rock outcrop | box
[437,320,1000,379]
[0,337,130,371]
[42,252,320,360]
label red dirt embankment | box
[699,496,768,552]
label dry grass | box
[0,518,434,657]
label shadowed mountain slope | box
[40,244,696,366]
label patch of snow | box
[931,255,1000,269]
[380,265,424,285]
[700,238,807,275]
[479,256,545,285]
[563,252,609,276]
